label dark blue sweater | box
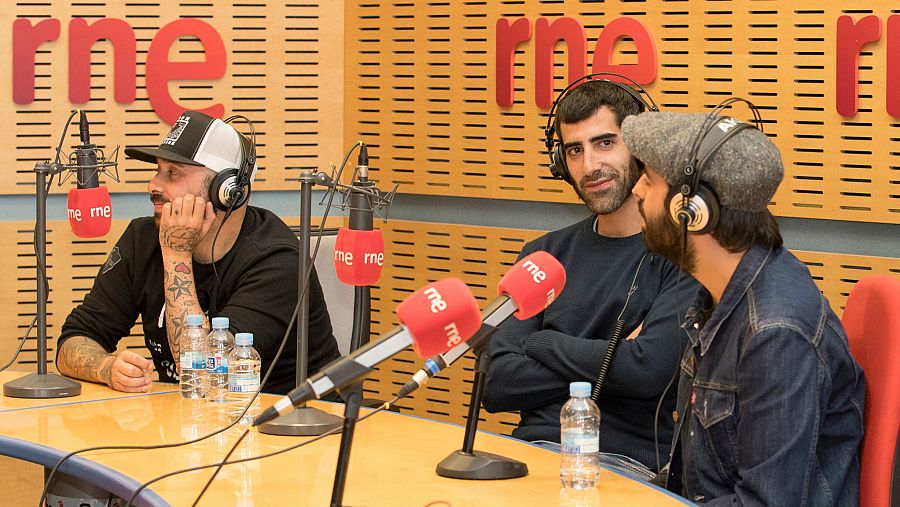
[483,215,697,470]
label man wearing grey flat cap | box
[624,109,864,506]
[484,79,698,480]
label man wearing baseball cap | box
[623,110,864,505]
[56,111,340,395]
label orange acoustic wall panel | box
[1,1,345,194]
[345,1,900,224]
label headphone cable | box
[652,214,691,477]
[590,251,649,401]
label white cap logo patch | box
[163,115,190,146]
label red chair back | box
[842,275,900,507]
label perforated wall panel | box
[346,1,900,224]
[1,1,344,194]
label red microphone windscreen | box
[395,277,481,358]
[67,186,112,238]
[334,228,384,286]
[498,250,566,319]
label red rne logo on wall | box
[495,16,657,109]
[12,18,227,124]
[495,14,900,117]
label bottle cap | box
[211,316,229,329]
[569,381,591,398]
[186,314,203,326]
[235,332,253,346]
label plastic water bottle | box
[206,316,234,403]
[179,314,208,399]
[560,381,601,489]
[228,332,261,424]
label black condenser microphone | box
[349,144,374,231]
[75,111,100,189]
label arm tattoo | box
[166,275,193,300]
[167,309,188,362]
[162,257,207,366]
[57,336,114,386]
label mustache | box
[150,193,166,205]
[580,169,618,186]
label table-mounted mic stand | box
[4,160,82,398]
[258,170,342,436]
[328,381,364,507]
[436,338,528,480]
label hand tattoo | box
[161,225,202,252]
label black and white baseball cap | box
[125,111,256,181]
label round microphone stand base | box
[436,450,528,480]
[257,405,343,436]
[4,372,82,399]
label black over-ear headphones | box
[544,72,659,186]
[668,97,764,234]
[208,115,256,213]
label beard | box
[151,193,166,225]
[574,159,641,215]
[639,201,697,274]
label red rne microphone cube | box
[333,228,384,286]
[396,277,481,358]
[498,250,566,320]
[67,186,112,238]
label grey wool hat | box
[621,111,784,212]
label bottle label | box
[229,372,260,393]
[206,354,229,374]
[180,351,205,370]
[561,430,599,454]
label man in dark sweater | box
[483,80,696,479]
[57,111,340,395]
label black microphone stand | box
[436,334,528,480]
[4,160,82,398]
[328,146,389,507]
[329,382,363,507]
[258,169,342,436]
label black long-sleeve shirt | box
[483,215,698,470]
[58,206,340,395]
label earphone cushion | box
[208,167,248,212]
[550,143,574,186]
[667,183,720,235]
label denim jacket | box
[669,245,865,506]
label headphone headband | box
[222,114,256,182]
[208,114,257,213]
[669,97,765,235]
[544,72,659,144]
[680,98,763,200]
[544,72,658,185]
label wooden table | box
[0,372,692,506]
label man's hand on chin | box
[158,194,215,254]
